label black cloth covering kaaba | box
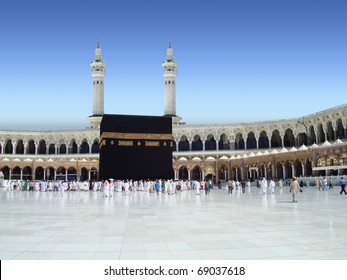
[99,114,174,180]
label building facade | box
[1,44,347,182]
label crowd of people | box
[3,176,347,201]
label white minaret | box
[89,42,106,128]
[162,42,181,124]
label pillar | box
[282,165,286,180]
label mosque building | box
[0,44,346,183]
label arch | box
[235,133,245,150]
[22,166,32,180]
[294,160,303,177]
[15,139,25,154]
[0,143,2,153]
[178,165,188,180]
[26,139,35,154]
[309,125,317,144]
[191,165,202,181]
[317,123,325,143]
[271,130,282,148]
[80,139,89,154]
[1,166,10,179]
[56,166,66,180]
[336,119,345,139]
[67,167,78,181]
[4,139,13,154]
[285,161,293,179]
[48,143,55,154]
[70,139,78,154]
[205,134,216,151]
[192,134,203,151]
[231,166,242,181]
[326,121,335,142]
[219,164,228,180]
[12,166,21,180]
[80,167,88,181]
[91,139,99,153]
[37,140,47,154]
[59,143,67,154]
[297,133,308,146]
[178,135,189,151]
[305,159,313,177]
[258,131,269,149]
[284,129,295,147]
[218,133,230,150]
[246,132,256,150]
[276,163,284,180]
[35,166,44,180]
[46,166,55,180]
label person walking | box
[241,179,246,194]
[339,177,346,195]
[260,177,268,195]
[155,180,160,196]
[269,178,275,194]
[227,179,233,194]
[290,176,299,203]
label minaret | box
[88,42,106,128]
[162,42,181,125]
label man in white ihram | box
[261,177,268,195]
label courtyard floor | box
[0,186,346,260]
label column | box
[55,145,58,155]
[202,170,205,180]
[35,143,38,155]
[65,170,68,181]
[188,169,191,181]
[292,165,295,177]
[12,141,15,154]
[264,168,267,179]
[9,170,12,180]
[202,140,206,151]
[88,170,91,181]
[235,169,238,181]
[20,170,23,180]
[282,165,286,180]
[0,142,3,154]
[54,170,57,181]
[302,164,305,177]
[66,143,68,154]
[46,146,49,154]
[189,140,192,151]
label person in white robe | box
[109,179,114,197]
[124,180,130,194]
[195,180,200,195]
[269,179,275,194]
[261,177,268,194]
[103,180,109,197]
[93,181,98,192]
[59,181,65,197]
[246,180,251,191]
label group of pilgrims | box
[4,178,249,197]
[4,177,346,201]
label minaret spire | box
[89,42,106,128]
[162,42,181,125]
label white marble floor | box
[0,186,346,260]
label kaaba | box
[99,114,174,180]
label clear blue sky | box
[0,0,346,130]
